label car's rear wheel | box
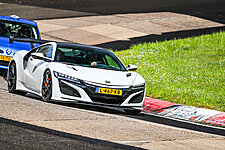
[8,62,17,93]
[42,70,52,102]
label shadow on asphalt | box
[25,93,126,115]
[0,117,144,150]
[96,26,225,50]
[3,0,225,24]
[128,114,225,137]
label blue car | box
[0,15,41,70]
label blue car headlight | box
[53,71,81,84]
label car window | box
[55,45,126,71]
[36,45,53,58]
[104,55,121,70]
[0,19,39,39]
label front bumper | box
[53,78,145,108]
[0,60,9,69]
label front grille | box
[82,81,131,105]
[0,60,9,67]
[59,80,81,97]
[90,96,125,105]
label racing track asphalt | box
[51,102,225,137]
[0,74,225,149]
[0,117,143,150]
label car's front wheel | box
[8,62,17,93]
[42,70,52,102]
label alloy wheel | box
[42,70,52,102]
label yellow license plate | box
[96,87,122,96]
[0,55,12,61]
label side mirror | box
[31,53,44,59]
[126,64,137,71]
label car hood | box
[51,63,141,86]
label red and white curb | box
[143,97,225,127]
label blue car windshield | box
[0,20,39,39]
[55,45,127,71]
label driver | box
[56,49,65,62]
[87,52,98,66]
[19,26,30,38]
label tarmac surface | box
[0,76,225,149]
[0,118,143,150]
[35,12,224,50]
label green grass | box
[115,32,225,112]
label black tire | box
[0,68,7,79]
[7,62,17,93]
[124,109,142,115]
[7,62,27,95]
[41,70,52,102]
[0,68,4,76]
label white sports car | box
[7,42,146,113]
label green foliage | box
[116,32,225,111]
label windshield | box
[55,45,127,71]
[0,20,39,39]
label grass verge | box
[115,32,225,112]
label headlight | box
[130,83,145,89]
[53,71,81,84]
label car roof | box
[56,42,111,52]
[0,15,38,27]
